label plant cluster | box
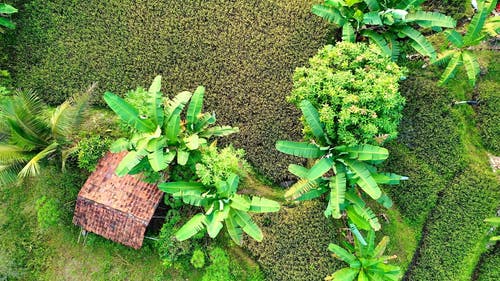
[325,230,401,280]
[35,196,61,230]
[312,0,456,60]
[77,135,112,172]
[0,87,93,185]
[105,76,239,182]
[277,100,406,237]
[434,0,499,86]
[289,42,406,147]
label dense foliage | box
[7,0,330,182]
[77,135,111,172]
[0,88,92,185]
[276,100,406,235]
[475,245,500,281]
[326,230,401,280]
[289,42,406,147]
[405,165,500,281]
[312,0,456,60]
[434,0,499,86]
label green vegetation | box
[0,3,17,31]
[477,78,500,154]
[0,88,92,185]
[276,99,406,235]
[77,135,112,172]
[312,0,456,59]
[326,230,401,280]
[289,42,406,146]
[475,245,500,281]
[190,249,206,269]
[434,0,499,86]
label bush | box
[397,75,466,179]
[195,145,247,186]
[190,249,205,269]
[477,80,500,155]
[156,210,193,268]
[7,0,329,182]
[35,196,61,230]
[245,200,343,281]
[405,165,500,281]
[288,42,406,146]
[77,135,111,172]
[202,247,231,281]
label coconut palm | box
[0,86,94,185]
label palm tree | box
[0,85,94,185]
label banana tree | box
[104,76,238,178]
[325,230,402,281]
[312,0,456,60]
[434,0,498,86]
[276,100,407,233]
[159,173,280,245]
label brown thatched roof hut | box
[73,151,163,249]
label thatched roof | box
[73,151,163,249]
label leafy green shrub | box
[477,79,500,155]
[195,144,247,186]
[77,136,111,172]
[313,0,456,60]
[289,42,406,147]
[35,196,61,230]
[190,249,205,269]
[245,200,343,281]
[202,247,231,281]
[276,100,406,234]
[397,75,465,179]
[405,165,500,281]
[7,0,330,182]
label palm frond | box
[17,142,58,179]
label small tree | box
[312,0,456,60]
[104,76,238,180]
[325,230,402,281]
[434,0,499,86]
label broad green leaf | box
[148,75,162,94]
[376,193,393,208]
[103,92,156,132]
[485,217,500,225]
[396,0,426,10]
[346,205,371,230]
[0,4,18,14]
[328,243,358,265]
[343,159,381,199]
[231,194,251,211]
[186,86,205,129]
[312,4,346,26]
[336,145,388,161]
[462,51,480,86]
[184,134,200,150]
[164,91,191,121]
[206,206,229,238]
[226,210,243,245]
[306,157,334,180]
[363,11,382,25]
[147,89,164,126]
[275,141,325,158]
[177,149,190,165]
[249,196,280,213]
[165,112,180,144]
[0,17,15,29]
[349,223,367,247]
[399,26,436,59]
[177,189,205,206]
[285,178,319,200]
[438,52,462,85]
[295,186,328,201]
[373,236,390,257]
[342,23,356,42]
[326,268,358,281]
[372,173,406,185]
[158,181,204,194]
[193,112,216,133]
[147,148,168,171]
[433,49,456,66]
[350,204,381,231]
[326,167,346,219]
[363,0,380,11]
[361,30,392,57]
[405,11,456,28]
[444,29,464,48]
[232,209,263,242]
[299,100,325,140]
[110,138,129,153]
[288,164,309,178]
[464,0,496,45]
[115,149,147,177]
[175,213,207,241]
